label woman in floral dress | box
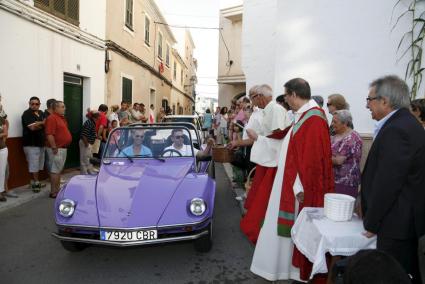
[331,110,362,198]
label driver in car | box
[163,129,214,159]
[119,129,152,157]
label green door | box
[63,75,83,168]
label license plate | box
[100,230,157,242]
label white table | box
[291,207,377,279]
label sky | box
[154,0,238,99]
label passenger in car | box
[163,129,214,159]
[118,129,152,157]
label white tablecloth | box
[291,207,377,279]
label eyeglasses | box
[326,103,332,107]
[250,94,259,100]
[30,102,40,106]
[174,135,184,139]
[366,96,380,102]
[134,135,144,138]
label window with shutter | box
[157,32,163,59]
[122,77,133,104]
[125,0,133,30]
[34,0,79,26]
[173,62,177,80]
[144,16,150,45]
[166,44,170,66]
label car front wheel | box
[194,222,213,253]
[60,241,87,252]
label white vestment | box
[250,100,318,281]
[250,101,290,167]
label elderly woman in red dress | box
[331,110,362,198]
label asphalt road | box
[0,164,271,284]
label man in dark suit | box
[361,75,425,283]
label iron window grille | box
[34,0,79,26]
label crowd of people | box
[0,99,172,202]
[204,77,425,283]
[0,76,424,283]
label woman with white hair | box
[331,110,362,198]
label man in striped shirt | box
[79,111,99,175]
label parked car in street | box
[52,124,216,253]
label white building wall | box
[0,1,105,137]
[79,1,106,39]
[242,0,412,134]
[241,0,277,88]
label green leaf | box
[397,31,413,53]
[405,60,414,79]
[391,0,405,23]
[392,9,414,32]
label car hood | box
[96,158,194,228]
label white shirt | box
[243,107,264,140]
[108,112,120,127]
[163,144,198,157]
[249,101,291,167]
[219,114,228,128]
[250,99,318,168]
[373,109,398,139]
[130,109,142,122]
[262,100,289,135]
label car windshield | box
[104,126,195,159]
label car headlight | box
[189,198,206,216]
[59,199,76,218]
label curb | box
[0,170,80,214]
[221,163,246,216]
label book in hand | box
[266,126,292,140]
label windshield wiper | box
[113,135,133,163]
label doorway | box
[162,99,169,114]
[150,89,156,109]
[63,74,83,168]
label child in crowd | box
[218,107,228,144]
[106,120,120,156]
[244,105,253,122]
[231,120,245,187]
[227,109,235,141]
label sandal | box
[32,183,41,193]
[49,192,58,199]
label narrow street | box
[0,164,270,284]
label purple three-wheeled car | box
[52,123,216,252]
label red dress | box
[240,165,277,244]
[241,126,292,244]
